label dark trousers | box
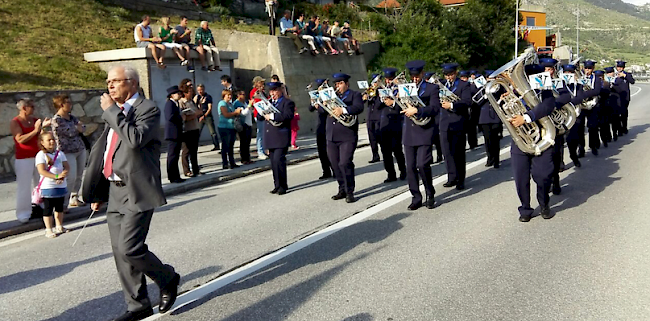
[239,124,252,162]
[218,127,237,167]
[611,113,621,139]
[511,147,554,217]
[200,115,220,149]
[367,120,380,160]
[600,122,612,144]
[404,144,434,204]
[620,109,629,133]
[467,124,478,149]
[481,123,501,166]
[269,147,288,190]
[181,129,200,175]
[552,135,564,188]
[440,130,466,184]
[433,133,443,161]
[317,132,332,176]
[588,127,600,150]
[107,184,175,312]
[379,131,406,179]
[166,138,182,181]
[327,140,357,194]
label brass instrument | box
[365,74,383,98]
[485,48,556,155]
[390,72,432,126]
[316,79,357,127]
[432,75,461,104]
[549,79,578,135]
[253,90,282,127]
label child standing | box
[35,132,70,238]
[291,111,300,150]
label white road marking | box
[144,145,512,319]
[631,85,642,97]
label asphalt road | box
[1,84,648,321]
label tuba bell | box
[485,48,556,155]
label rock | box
[84,123,100,135]
[70,92,87,102]
[92,116,104,123]
[84,96,103,117]
[0,102,17,136]
[0,136,14,156]
[34,98,55,119]
[72,103,86,117]
[35,92,46,98]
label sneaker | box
[187,65,195,73]
[348,50,354,55]
[201,66,209,72]
[258,154,268,160]
[299,48,308,54]
[331,49,339,55]
[180,60,188,66]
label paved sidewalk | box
[0,124,372,239]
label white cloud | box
[621,0,650,5]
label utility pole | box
[515,0,519,58]
[575,4,580,59]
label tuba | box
[316,79,357,127]
[390,72,432,126]
[485,48,556,155]
[548,81,578,135]
[253,90,283,127]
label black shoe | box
[384,176,397,183]
[399,172,407,180]
[592,149,599,156]
[541,206,555,219]
[114,308,154,321]
[231,164,240,169]
[407,201,422,211]
[552,184,562,195]
[425,197,436,209]
[222,164,229,170]
[368,158,380,164]
[159,273,180,313]
[578,150,585,158]
[519,215,531,222]
[603,141,608,148]
[485,162,494,167]
[201,66,209,72]
[331,191,346,200]
[443,181,457,188]
[169,178,186,184]
[345,194,356,203]
[455,183,465,190]
[319,173,332,180]
[573,159,582,168]
[277,188,287,195]
[211,147,220,151]
[494,163,500,169]
[187,66,195,73]
[613,136,618,142]
[270,187,279,194]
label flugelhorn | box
[389,72,432,126]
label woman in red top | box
[250,76,267,159]
[11,99,51,223]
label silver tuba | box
[549,82,578,135]
[316,79,357,127]
[389,72,432,126]
[485,48,556,155]
[253,90,283,127]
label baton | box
[72,210,97,247]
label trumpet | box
[364,74,383,98]
[315,79,357,127]
[253,90,282,127]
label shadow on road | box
[342,313,375,321]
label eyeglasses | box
[106,78,132,86]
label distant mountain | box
[583,0,650,21]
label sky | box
[622,0,650,5]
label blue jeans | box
[256,121,265,155]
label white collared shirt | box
[103,93,138,181]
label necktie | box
[103,106,124,179]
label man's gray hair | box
[108,64,140,85]
[197,83,205,89]
[16,98,34,110]
[201,20,208,26]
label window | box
[526,17,536,26]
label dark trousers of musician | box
[166,138,182,181]
[433,133,443,162]
[611,113,621,140]
[367,120,381,161]
[481,124,502,167]
[269,147,288,190]
[588,127,600,151]
[467,124,478,149]
[600,123,612,145]
[440,130,466,185]
[327,140,357,194]
[551,135,564,188]
[379,131,406,179]
[620,109,629,134]
[316,132,332,176]
[404,145,435,204]
[511,146,554,217]
[107,184,176,312]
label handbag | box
[233,116,244,133]
[31,151,59,205]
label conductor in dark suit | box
[327,73,364,203]
[163,86,185,184]
[264,81,295,195]
[82,65,179,321]
[439,63,472,190]
[308,78,333,179]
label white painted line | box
[631,85,642,97]
[144,145,512,319]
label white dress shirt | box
[103,93,138,181]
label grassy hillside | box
[0,0,268,92]
[529,0,650,66]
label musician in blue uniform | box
[425,71,444,163]
[605,66,626,141]
[383,61,439,210]
[460,70,479,150]
[377,67,406,183]
[327,73,365,203]
[264,81,295,195]
[308,78,333,179]
[594,70,612,146]
[510,64,557,222]
[477,70,502,168]
[615,61,635,135]
[439,63,472,190]
[563,64,588,165]
[365,73,382,163]
[579,61,603,156]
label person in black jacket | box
[425,71,444,163]
[377,67,406,183]
[605,66,626,141]
[163,86,185,184]
[308,78,333,179]
[264,81,295,195]
[327,73,364,203]
[579,61,603,156]
[615,60,635,135]
[364,73,382,163]
[594,70,612,146]
[459,70,479,150]
[477,70,502,169]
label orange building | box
[519,4,547,48]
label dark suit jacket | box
[326,89,364,142]
[377,97,403,134]
[367,96,381,121]
[525,90,556,122]
[264,96,295,149]
[620,73,635,102]
[164,99,183,140]
[402,81,440,147]
[439,79,472,132]
[610,77,625,114]
[308,103,328,135]
[81,95,166,213]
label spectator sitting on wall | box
[174,16,195,73]
[280,10,309,54]
[331,21,352,55]
[342,21,362,55]
[195,21,222,72]
[159,16,193,72]
[134,15,167,69]
[295,13,318,56]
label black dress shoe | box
[277,188,287,195]
[331,191,346,200]
[519,215,531,222]
[494,163,500,169]
[578,150,585,158]
[425,197,436,209]
[159,273,180,313]
[455,183,465,190]
[222,164,229,170]
[592,149,599,156]
[399,172,407,180]
[231,164,240,169]
[384,176,397,183]
[368,158,380,164]
[540,206,555,219]
[114,308,154,321]
[573,159,582,168]
[552,185,562,195]
[345,194,356,203]
[169,178,186,184]
[270,187,279,194]
[443,181,457,188]
[603,141,608,148]
[319,173,332,180]
[407,201,422,210]
[485,162,494,167]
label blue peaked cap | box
[539,58,558,68]
[441,63,459,74]
[267,81,283,89]
[406,60,426,75]
[383,67,398,78]
[583,60,596,68]
[315,78,327,86]
[563,64,577,72]
[333,73,351,82]
[525,64,544,75]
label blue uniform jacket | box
[264,97,295,149]
[478,87,501,125]
[439,79,472,132]
[402,81,440,147]
[326,89,364,142]
[619,73,635,103]
[513,90,556,155]
[367,96,382,122]
[610,77,626,114]
[164,99,183,140]
[308,102,328,135]
[377,87,404,134]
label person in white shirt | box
[134,15,167,69]
[280,10,308,54]
[35,132,70,238]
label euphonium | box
[432,75,461,104]
[485,48,556,155]
[316,79,357,127]
[253,90,283,127]
[390,72,432,126]
[549,84,578,135]
[574,65,598,110]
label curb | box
[0,143,369,240]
